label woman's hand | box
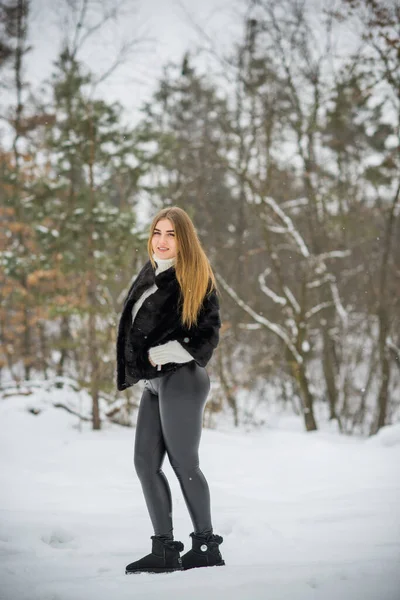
[148,352,156,367]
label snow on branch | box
[260,213,288,233]
[341,264,364,282]
[305,301,333,320]
[283,286,301,314]
[262,195,310,258]
[266,225,289,234]
[315,250,351,261]
[330,280,348,325]
[259,212,288,233]
[258,268,287,306]
[307,274,335,289]
[216,273,303,364]
[281,197,309,209]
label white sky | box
[26,0,244,123]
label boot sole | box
[182,560,225,571]
[126,567,183,575]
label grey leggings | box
[134,361,213,539]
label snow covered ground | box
[1,387,400,600]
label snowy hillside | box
[1,388,400,600]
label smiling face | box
[151,218,177,260]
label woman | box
[116,206,225,574]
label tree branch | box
[216,272,303,364]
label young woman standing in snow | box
[116,206,225,574]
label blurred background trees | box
[1,0,399,434]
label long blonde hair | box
[147,206,217,328]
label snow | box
[1,389,400,600]
[261,196,310,258]
[258,268,287,306]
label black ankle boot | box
[181,532,225,570]
[125,536,184,574]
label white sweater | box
[131,254,193,369]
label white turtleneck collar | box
[152,253,176,275]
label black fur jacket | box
[116,260,221,391]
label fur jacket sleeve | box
[173,289,220,367]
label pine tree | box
[136,58,235,269]
[36,49,142,428]
[2,47,142,428]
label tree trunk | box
[322,326,341,430]
[87,102,101,431]
[370,307,391,435]
[56,315,70,385]
[37,321,49,380]
[23,304,31,380]
[88,303,101,430]
[370,182,400,435]
[290,359,318,431]
[217,347,239,427]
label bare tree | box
[332,0,400,434]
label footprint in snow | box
[41,528,78,549]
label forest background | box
[1,0,399,436]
